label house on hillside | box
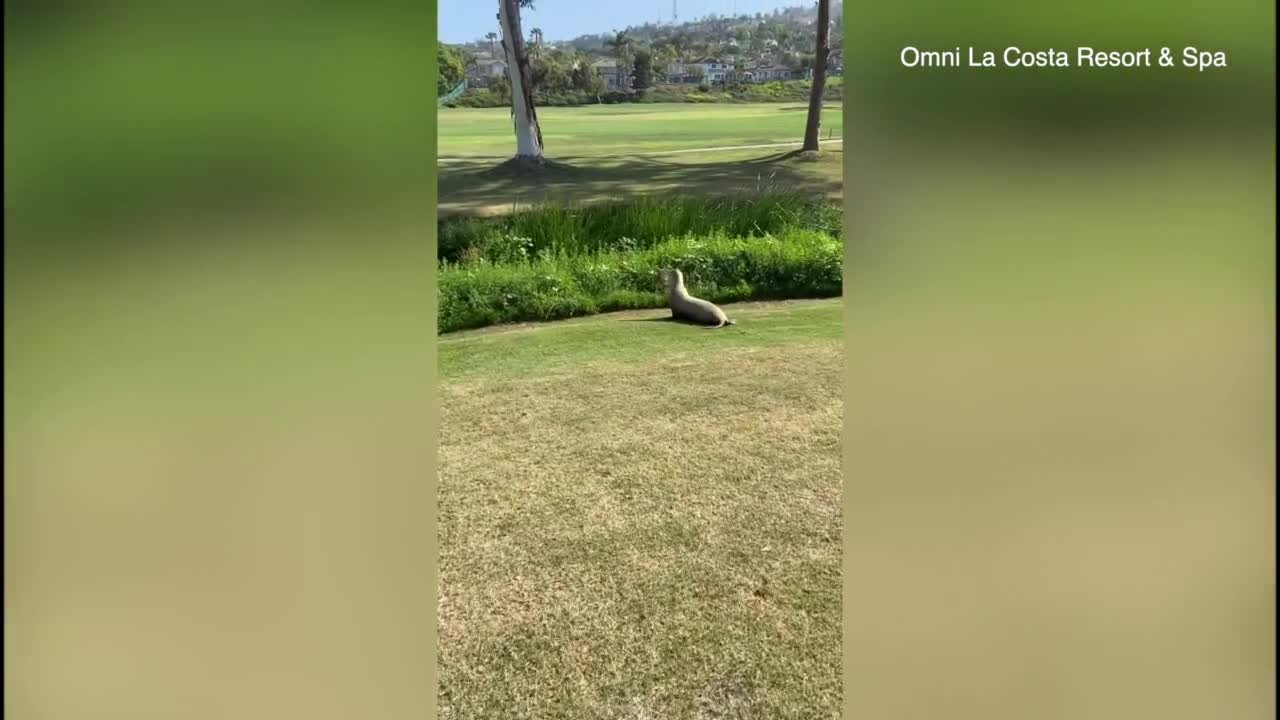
[663,61,706,84]
[466,54,508,88]
[750,64,808,82]
[751,64,790,82]
[591,58,630,90]
[726,64,756,84]
[689,57,733,84]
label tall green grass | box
[438,229,842,333]
[438,193,842,264]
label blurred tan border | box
[842,2,1275,718]
[427,5,442,715]
[427,4,442,716]
[4,4,440,718]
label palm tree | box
[606,30,631,57]
[801,0,831,152]
[486,31,498,56]
[605,30,633,88]
[527,27,544,64]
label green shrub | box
[438,229,842,333]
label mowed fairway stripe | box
[438,137,844,162]
[437,103,844,213]
[438,300,842,380]
[437,102,844,158]
[437,299,842,717]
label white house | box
[689,57,733,83]
[466,54,508,87]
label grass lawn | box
[439,147,842,217]
[437,103,844,216]
[438,102,843,158]
[437,299,842,718]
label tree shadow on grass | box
[438,148,843,217]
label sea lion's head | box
[657,268,686,294]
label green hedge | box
[439,229,842,333]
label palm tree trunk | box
[497,0,543,161]
[802,0,831,152]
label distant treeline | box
[443,78,842,109]
[449,3,842,62]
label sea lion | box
[659,268,735,329]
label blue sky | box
[440,0,811,44]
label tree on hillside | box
[486,31,499,55]
[774,24,794,51]
[531,51,575,99]
[671,31,692,59]
[649,39,673,67]
[802,0,831,152]
[632,49,654,91]
[571,56,605,94]
[437,43,468,96]
[497,0,544,165]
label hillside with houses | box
[439,2,843,106]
